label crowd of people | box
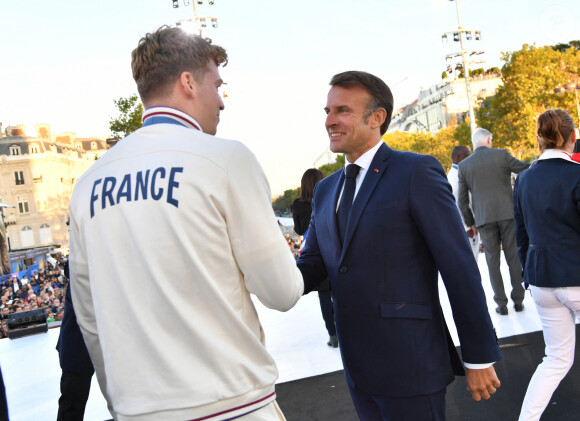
[283,233,301,259]
[0,259,68,338]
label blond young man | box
[69,26,303,421]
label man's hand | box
[466,225,478,238]
[465,366,501,401]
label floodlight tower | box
[441,0,482,136]
[172,0,218,36]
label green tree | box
[552,40,580,52]
[469,67,485,77]
[380,117,473,173]
[109,94,144,138]
[476,43,580,161]
[318,154,345,177]
[272,188,300,212]
[452,119,472,147]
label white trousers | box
[518,286,580,421]
[238,401,286,421]
[469,233,479,262]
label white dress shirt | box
[336,140,383,210]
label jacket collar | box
[538,149,575,162]
[142,106,202,131]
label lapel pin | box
[374,168,379,173]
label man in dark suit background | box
[457,128,529,316]
[56,258,96,421]
[297,71,501,421]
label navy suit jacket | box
[56,262,94,375]
[298,143,501,397]
[514,158,580,287]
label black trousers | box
[0,366,8,421]
[57,369,94,421]
[318,290,336,336]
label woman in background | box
[292,169,337,348]
[292,169,324,237]
[514,109,580,421]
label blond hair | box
[131,26,228,104]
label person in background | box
[571,136,580,162]
[292,169,324,237]
[292,169,337,348]
[447,146,479,260]
[458,128,529,315]
[56,258,94,421]
[514,109,580,421]
[0,365,8,421]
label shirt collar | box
[538,149,574,162]
[344,140,383,172]
[451,163,458,170]
[142,106,202,132]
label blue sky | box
[0,0,577,194]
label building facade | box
[388,73,502,133]
[0,123,109,253]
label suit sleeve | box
[457,167,476,227]
[225,143,304,311]
[57,283,94,375]
[513,177,529,275]
[296,188,328,294]
[505,150,530,174]
[410,155,501,364]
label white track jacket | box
[68,108,304,421]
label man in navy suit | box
[297,71,502,420]
[56,259,96,420]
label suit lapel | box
[341,143,392,260]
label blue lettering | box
[151,167,166,200]
[88,167,184,216]
[135,170,149,200]
[90,179,102,218]
[117,174,132,203]
[167,167,183,208]
[102,177,117,209]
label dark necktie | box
[337,164,361,244]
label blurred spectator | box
[458,127,529,316]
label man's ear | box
[180,72,196,98]
[371,108,387,130]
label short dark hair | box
[330,71,394,135]
[131,25,228,104]
[451,146,470,164]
